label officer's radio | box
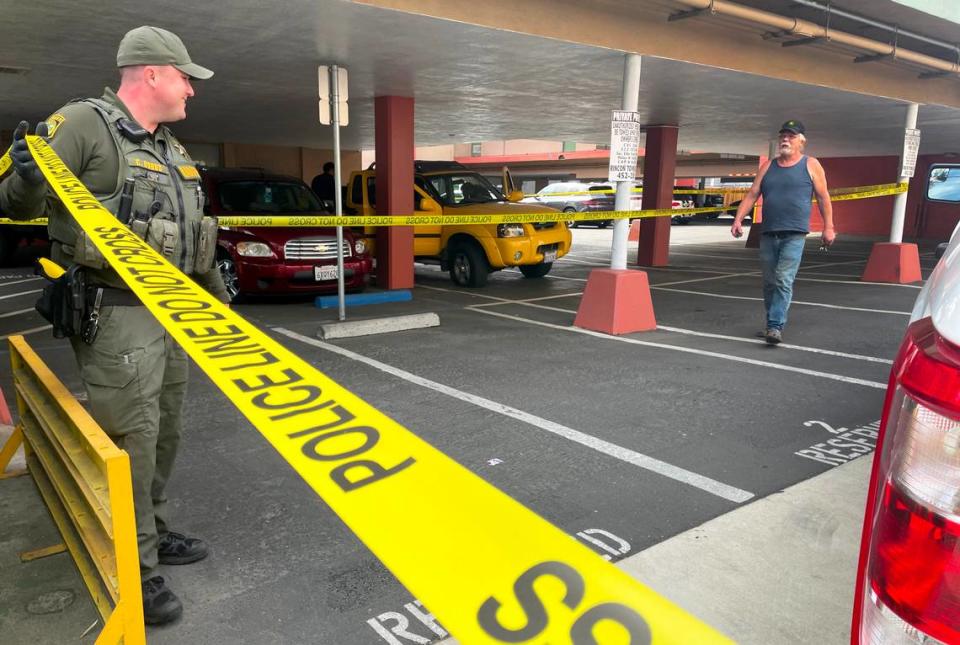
[117,118,149,143]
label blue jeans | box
[759,232,806,331]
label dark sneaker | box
[158,531,209,565]
[765,329,782,345]
[142,576,182,625]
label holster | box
[35,262,87,339]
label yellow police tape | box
[0,180,908,228]
[9,136,730,642]
[521,187,749,198]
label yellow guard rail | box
[1,335,144,644]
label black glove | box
[11,120,49,186]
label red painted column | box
[637,125,678,266]
[374,96,415,289]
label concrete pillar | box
[890,103,920,244]
[374,96,415,289]
[637,125,679,266]
[611,54,642,270]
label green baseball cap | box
[116,26,213,80]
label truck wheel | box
[448,241,488,288]
[519,262,552,279]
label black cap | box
[779,119,805,135]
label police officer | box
[0,26,229,625]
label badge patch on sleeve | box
[176,164,200,180]
[45,113,65,139]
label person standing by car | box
[311,161,337,203]
[731,120,835,344]
[0,26,228,625]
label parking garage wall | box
[222,142,362,184]
[813,154,960,241]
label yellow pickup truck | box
[346,161,571,287]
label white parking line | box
[0,289,42,301]
[274,327,755,504]
[794,276,922,289]
[467,298,893,365]
[468,308,888,390]
[0,307,38,319]
[0,325,51,340]
[654,272,759,287]
[0,277,42,288]
[650,287,912,315]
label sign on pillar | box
[574,108,655,336]
[608,110,641,182]
[900,128,921,178]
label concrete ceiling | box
[2,0,960,158]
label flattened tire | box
[448,241,488,288]
[519,262,552,279]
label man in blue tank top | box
[731,120,835,344]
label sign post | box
[319,65,349,320]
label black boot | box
[158,531,209,565]
[142,576,182,625]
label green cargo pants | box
[71,304,188,577]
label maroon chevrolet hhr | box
[201,167,372,302]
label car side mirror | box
[419,196,442,214]
[506,190,524,203]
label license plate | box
[542,248,558,263]
[315,265,339,281]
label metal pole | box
[890,102,919,244]
[330,65,346,321]
[611,54,642,270]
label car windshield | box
[216,180,324,213]
[426,173,503,206]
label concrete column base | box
[861,242,922,283]
[574,269,656,335]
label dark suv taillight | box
[852,317,960,644]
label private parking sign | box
[608,111,641,182]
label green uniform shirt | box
[0,88,228,301]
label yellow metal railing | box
[1,335,144,644]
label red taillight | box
[853,318,960,644]
[582,198,604,207]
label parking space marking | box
[650,287,912,315]
[468,309,888,390]
[0,324,51,340]
[274,327,755,504]
[0,288,42,301]
[793,275,922,289]
[467,298,894,365]
[0,307,38,319]
[0,277,41,288]
[654,272,760,287]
